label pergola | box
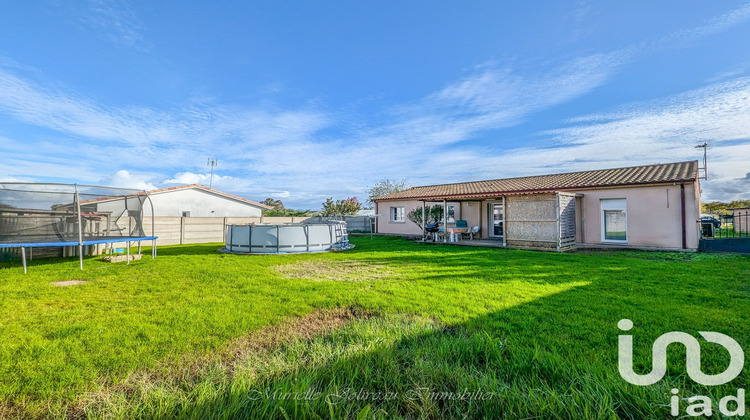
[417,196,506,244]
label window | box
[391,206,405,222]
[601,199,627,242]
[447,205,456,223]
[182,211,191,217]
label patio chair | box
[469,225,480,240]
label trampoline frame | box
[0,183,158,273]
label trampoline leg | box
[126,241,130,265]
[21,247,27,274]
[152,240,156,259]
[78,244,83,270]
[138,241,142,255]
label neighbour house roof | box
[78,184,272,209]
[375,161,699,201]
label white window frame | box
[600,198,627,243]
[390,206,405,223]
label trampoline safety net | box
[0,183,157,271]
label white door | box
[489,202,504,237]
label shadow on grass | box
[91,276,747,420]
[0,243,221,271]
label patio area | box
[409,192,577,251]
[417,238,507,248]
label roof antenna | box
[694,143,707,180]
[207,158,218,188]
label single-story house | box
[79,184,271,218]
[374,161,701,251]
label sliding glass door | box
[489,202,504,237]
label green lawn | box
[0,237,748,419]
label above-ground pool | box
[222,221,354,254]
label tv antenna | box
[694,143,707,180]
[207,158,218,188]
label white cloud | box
[5,54,746,206]
[100,170,157,190]
[163,172,238,188]
[703,172,750,202]
[3,4,750,207]
[707,68,747,83]
[653,3,750,49]
[80,0,151,51]
[0,176,32,182]
[0,65,329,175]
[479,77,750,199]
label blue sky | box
[1,1,749,208]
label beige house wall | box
[375,200,423,235]
[571,182,700,250]
[375,200,485,235]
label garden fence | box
[701,210,750,239]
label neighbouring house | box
[141,184,271,217]
[74,184,272,246]
[374,161,701,251]
[79,184,271,218]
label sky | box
[1,1,749,209]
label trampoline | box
[0,183,158,273]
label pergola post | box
[422,200,426,241]
[443,199,448,243]
[502,196,507,247]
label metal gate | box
[699,210,750,253]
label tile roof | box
[375,161,699,201]
[80,184,272,209]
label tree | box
[321,197,362,217]
[702,200,750,215]
[261,198,284,210]
[366,179,409,207]
[263,208,313,217]
[406,204,444,228]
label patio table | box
[447,227,468,242]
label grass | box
[0,236,748,419]
[710,226,750,238]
